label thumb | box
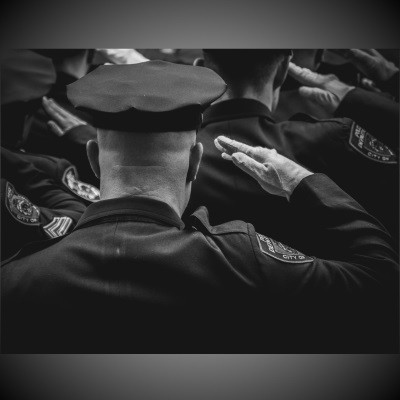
[298,86,331,105]
[231,152,266,183]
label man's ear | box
[193,58,205,67]
[187,142,203,183]
[86,139,101,179]
[274,55,291,89]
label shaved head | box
[87,129,203,216]
[97,129,196,167]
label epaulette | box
[288,112,352,125]
[189,206,249,236]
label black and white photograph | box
[1,47,398,353]
[0,1,399,399]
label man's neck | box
[99,167,186,217]
[213,83,275,111]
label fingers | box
[288,62,325,87]
[230,152,267,183]
[347,49,374,65]
[215,136,265,161]
[43,96,85,123]
[298,86,331,103]
[47,120,65,137]
[42,97,65,122]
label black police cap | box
[67,60,227,132]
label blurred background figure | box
[1,49,56,149]
[275,49,399,122]
[1,50,99,260]
[137,49,202,65]
[21,49,98,184]
[94,48,149,64]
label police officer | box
[1,49,56,149]
[1,147,89,260]
[288,59,399,151]
[21,50,99,185]
[1,61,398,353]
[186,50,398,250]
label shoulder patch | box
[62,166,100,202]
[5,182,41,225]
[349,123,397,164]
[43,216,73,238]
[256,233,313,264]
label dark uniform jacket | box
[335,87,399,151]
[2,174,398,353]
[276,75,399,151]
[186,98,399,250]
[0,148,97,260]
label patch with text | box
[256,233,314,264]
[349,123,397,164]
[5,182,41,225]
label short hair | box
[203,49,291,87]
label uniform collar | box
[75,196,185,230]
[202,98,275,127]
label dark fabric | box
[335,87,399,151]
[187,98,399,250]
[66,61,226,131]
[1,175,398,353]
[377,71,399,101]
[1,148,87,260]
[22,72,98,185]
[1,50,56,105]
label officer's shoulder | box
[188,206,249,236]
[1,235,66,268]
[284,113,353,128]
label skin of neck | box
[100,165,188,216]
[215,80,280,112]
[88,129,201,217]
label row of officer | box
[2,61,398,353]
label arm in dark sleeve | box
[1,147,86,213]
[249,173,398,351]
[1,178,82,261]
[377,71,399,101]
[334,87,399,151]
[59,124,99,185]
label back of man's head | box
[67,61,226,214]
[203,49,291,89]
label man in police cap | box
[186,50,398,250]
[2,61,398,353]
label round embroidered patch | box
[5,182,41,225]
[62,166,100,202]
[256,233,314,264]
[349,123,397,164]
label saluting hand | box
[288,62,355,113]
[328,49,399,83]
[42,96,87,137]
[214,136,313,201]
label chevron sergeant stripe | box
[43,216,73,239]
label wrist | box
[331,82,356,103]
[287,169,314,201]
